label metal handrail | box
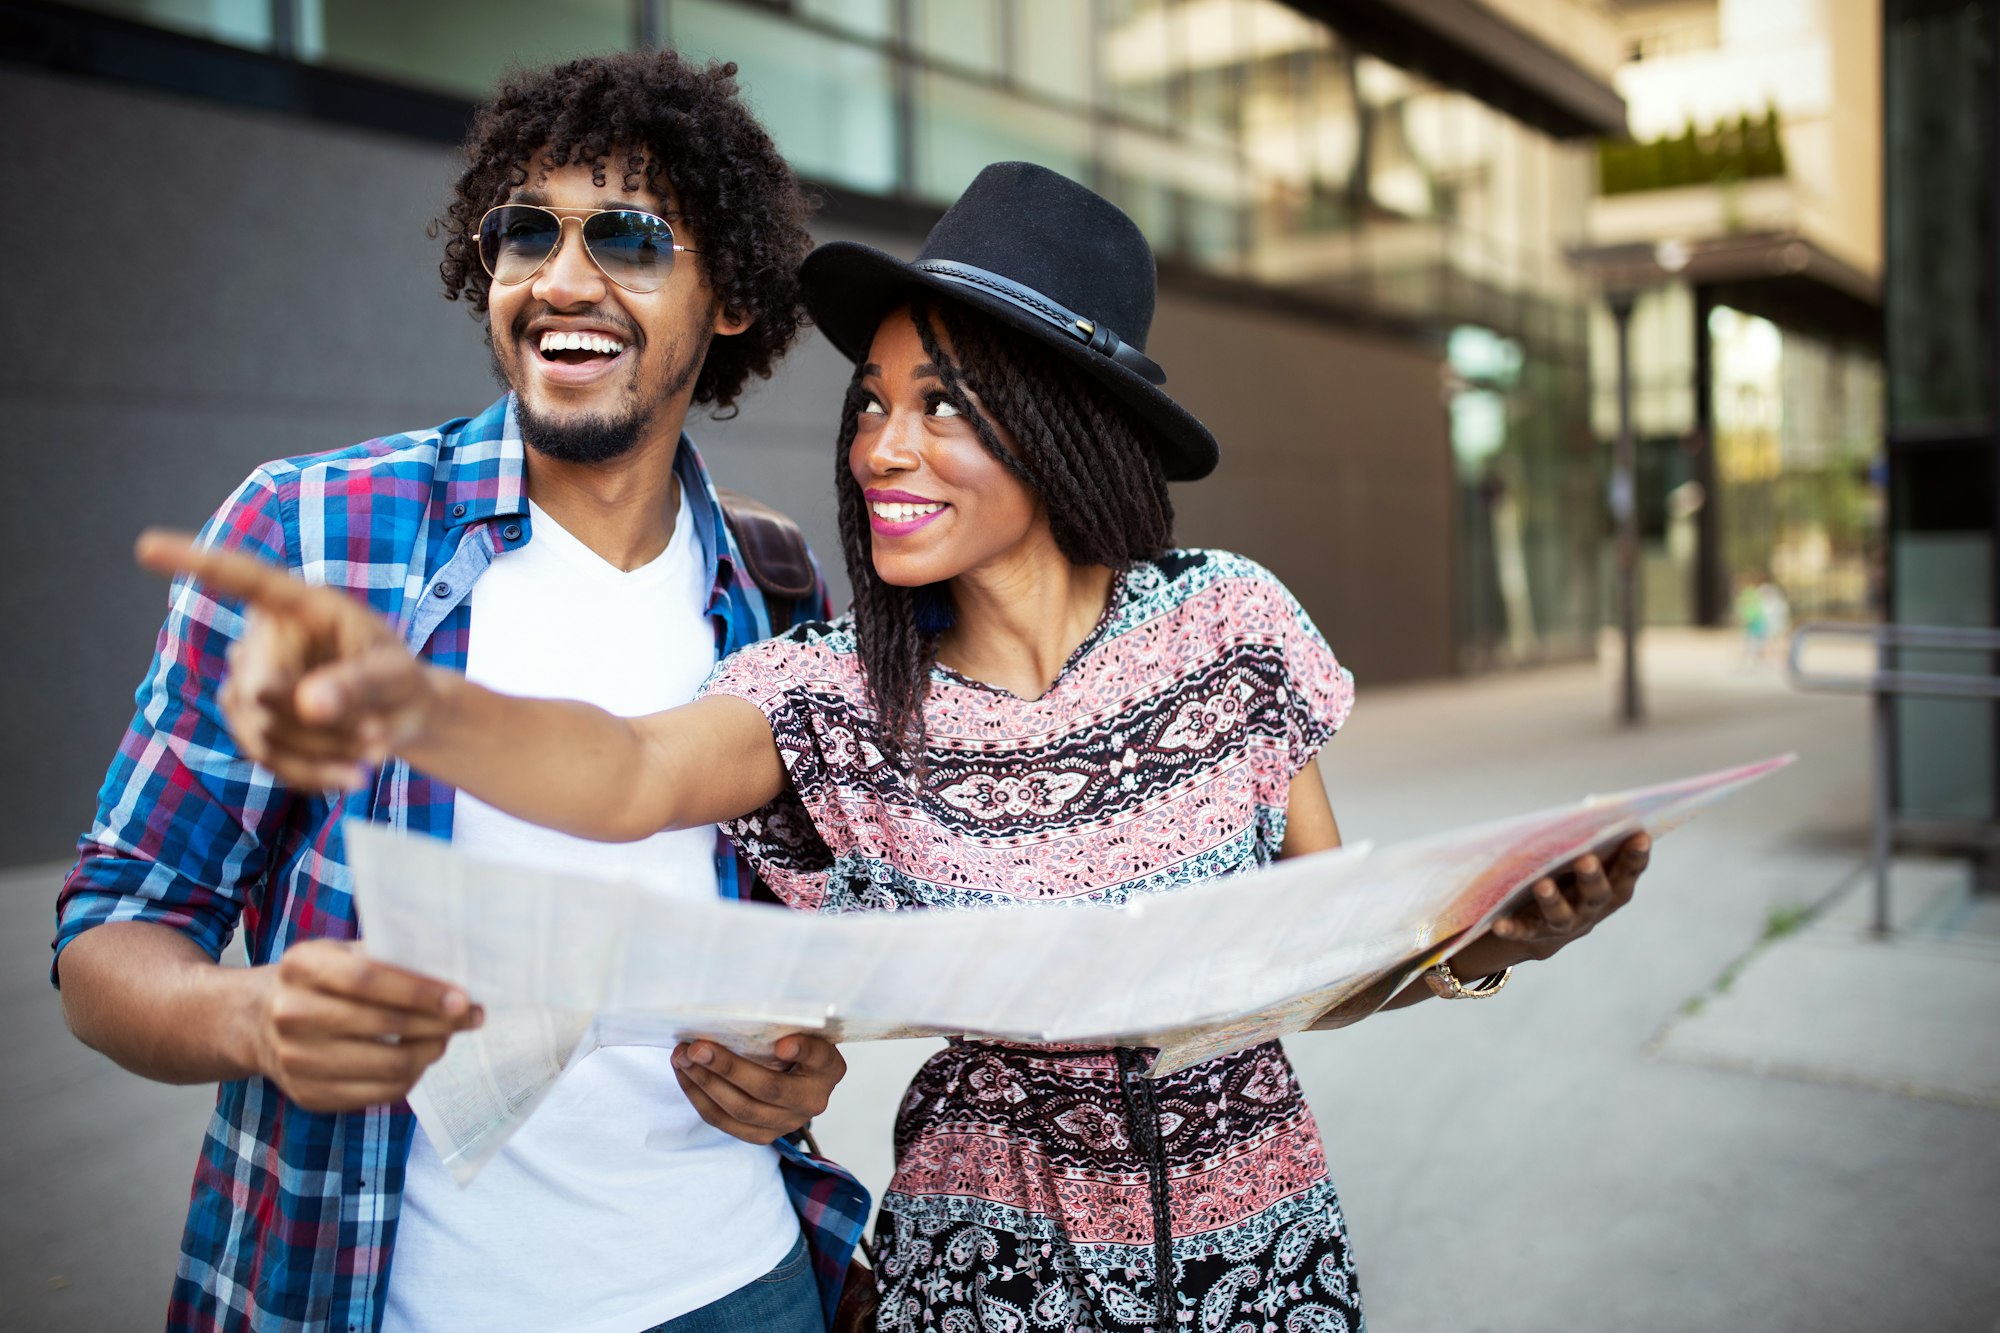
[1787,620,2000,934]
[1788,621,2000,699]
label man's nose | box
[529,218,608,308]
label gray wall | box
[0,65,1450,868]
[1153,293,1454,685]
[3,68,492,871]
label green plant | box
[1598,106,1787,197]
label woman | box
[147,163,1643,1333]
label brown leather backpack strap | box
[715,486,817,628]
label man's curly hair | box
[436,49,813,414]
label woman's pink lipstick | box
[866,489,950,537]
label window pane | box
[916,71,1090,205]
[912,0,1000,76]
[1893,510,1994,822]
[1102,0,1172,126]
[316,0,634,99]
[1014,0,1092,106]
[63,0,273,51]
[797,0,892,43]
[1102,124,1248,268]
[674,1,899,195]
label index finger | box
[136,529,312,613]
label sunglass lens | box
[479,207,560,284]
[582,211,675,292]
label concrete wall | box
[0,65,1451,868]
[1152,293,1455,685]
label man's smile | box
[518,318,637,389]
[539,330,627,359]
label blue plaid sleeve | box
[54,469,302,978]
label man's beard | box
[514,394,649,465]
[494,325,712,466]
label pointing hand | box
[136,530,434,789]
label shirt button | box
[501,523,523,542]
[450,503,467,518]
[431,581,452,599]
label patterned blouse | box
[705,549,1366,1333]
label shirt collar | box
[444,393,740,608]
[441,395,528,529]
[670,430,741,612]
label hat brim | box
[801,241,1219,481]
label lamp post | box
[1609,288,1643,725]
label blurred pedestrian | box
[1736,569,1791,664]
[1737,574,1768,660]
[1760,576,1793,654]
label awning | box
[1570,233,1882,343]
[1286,0,1627,140]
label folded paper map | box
[346,755,1791,1181]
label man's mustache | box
[508,304,642,346]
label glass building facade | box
[1589,289,1882,629]
[51,0,1606,671]
[76,1,1598,307]
[1708,306,1882,620]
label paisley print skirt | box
[872,1040,1364,1333]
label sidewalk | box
[1270,630,2000,1332]
[5,629,1996,1330]
[1653,857,2000,1112]
[1277,631,1997,1332]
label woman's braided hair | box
[435,49,812,415]
[834,297,1177,764]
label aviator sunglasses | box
[476,204,700,294]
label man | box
[52,49,864,1333]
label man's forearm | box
[58,921,266,1085]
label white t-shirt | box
[384,490,799,1333]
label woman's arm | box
[1278,761,1343,856]
[137,531,786,840]
[411,687,785,840]
[1277,759,1648,1020]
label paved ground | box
[1653,858,2000,1110]
[6,629,1997,1330]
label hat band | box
[913,259,1167,386]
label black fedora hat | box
[800,162,1220,481]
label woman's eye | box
[929,398,962,418]
[859,396,885,416]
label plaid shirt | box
[54,395,869,1333]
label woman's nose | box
[856,414,922,477]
